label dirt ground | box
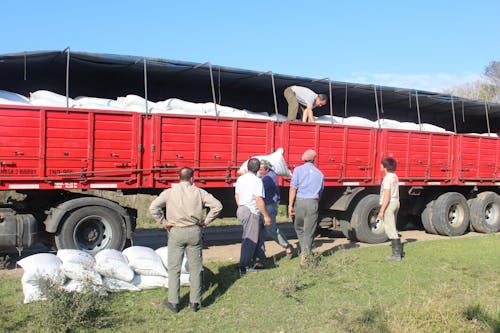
[200,229,489,262]
[0,230,493,279]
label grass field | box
[1,234,499,332]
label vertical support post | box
[270,72,279,119]
[328,79,333,123]
[143,58,149,113]
[344,83,348,119]
[451,95,457,133]
[208,63,218,117]
[485,101,491,135]
[65,47,70,110]
[23,52,27,81]
[415,90,422,131]
[374,85,380,128]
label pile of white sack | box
[0,89,497,137]
[17,246,190,304]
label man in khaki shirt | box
[149,167,222,313]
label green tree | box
[443,61,500,103]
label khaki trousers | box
[383,201,400,239]
[167,226,203,304]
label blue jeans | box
[262,202,290,249]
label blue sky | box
[2,0,499,92]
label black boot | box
[385,238,402,261]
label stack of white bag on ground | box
[17,246,190,304]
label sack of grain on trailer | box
[238,147,292,176]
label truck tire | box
[55,206,126,254]
[339,219,357,241]
[421,201,438,234]
[431,192,470,236]
[468,192,500,233]
[351,194,388,244]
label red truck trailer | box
[0,51,499,253]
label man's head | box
[381,157,397,172]
[259,159,272,175]
[179,167,194,183]
[247,158,261,174]
[315,94,328,107]
[301,149,317,163]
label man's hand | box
[165,221,176,233]
[288,205,295,217]
[263,215,272,227]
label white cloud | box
[342,72,482,93]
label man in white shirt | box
[377,157,403,261]
[235,158,271,275]
[284,85,328,122]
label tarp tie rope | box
[451,95,457,133]
[144,59,149,114]
[374,85,381,128]
[415,90,422,131]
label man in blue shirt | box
[288,149,324,268]
[259,159,294,261]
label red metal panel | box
[0,107,41,179]
[458,134,500,182]
[380,129,454,184]
[281,123,376,185]
[45,110,89,178]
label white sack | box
[63,279,108,296]
[180,273,191,286]
[30,90,77,107]
[378,119,401,129]
[238,147,292,177]
[18,253,64,284]
[155,246,190,274]
[57,249,102,285]
[18,253,65,303]
[421,123,447,133]
[95,249,135,282]
[57,249,95,269]
[117,94,157,108]
[0,90,30,104]
[158,98,205,114]
[122,246,168,277]
[132,274,169,289]
[102,277,141,292]
[343,116,375,127]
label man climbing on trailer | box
[284,85,327,122]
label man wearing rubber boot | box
[377,157,403,261]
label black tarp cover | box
[0,50,498,134]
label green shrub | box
[34,278,109,333]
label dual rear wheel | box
[421,191,500,236]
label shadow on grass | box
[178,263,242,308]
[464,304,500,332]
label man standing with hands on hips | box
[149,167,223,313]
[288,149,324,268]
